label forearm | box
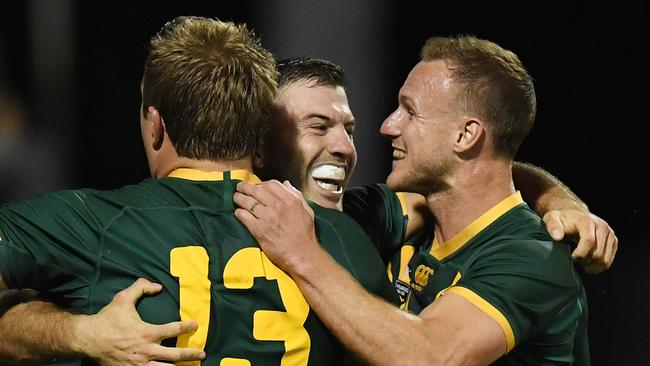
[0,292,87,365]
[289,247,437,365]
[233,180,501,365]
[513,162,588,214]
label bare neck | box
[146,132,254,179]
[426,159,515,244]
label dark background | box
[1,1,647,364]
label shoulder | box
[472,205,576,281]
[343,183,399,212]
[342,184,407,259]
[311,203,369,241]
[479,237,574,275]
[61,178,182,209]
[310,203,396,298]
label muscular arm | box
[401,161,589,236]
[235,181,505,365]
[285,245,502,365]
[401,162,617,273]
[0,279,204,366]
[512,161,588,213]
[513,162,618,273]
[0,291,84,365]
[405,161,588,235]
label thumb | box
[283,180,301,196]
[543,211,565,241]
[284,180,313,213]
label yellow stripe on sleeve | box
[445,286,516,353]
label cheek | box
[296,136,321,159]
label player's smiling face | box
[380,60,459,195]
[260,79,357,210]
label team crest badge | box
[412,264,434,291]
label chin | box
[307,193,341,211]
[385,173,402,192]
[316,197,341,210]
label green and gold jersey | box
[401,192,589,365]
[345,186,589,364]
[343,184,411,302]
[0,169,397,366]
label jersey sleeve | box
[444,241,581,353]
[342,184,408,263]
[0,190,103,289]
[312,204,400,305]
[0,242,38,289]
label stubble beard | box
[388,160,451,197]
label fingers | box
[258,180,301,204]
[282,180,300,195]
[543,209,618,274]
[114,278,163,304]
[571,237,594,260]
[282,180,312,212]
[234,208,264,239]
[144,344,206,363]
[238,180,303,203]
[603,230,618,269]
[543,211,565,241]
[587,223,618,274]
[590,218,609,263]
[233,192,265,218]
[236,181,280,206]
[154,320,198,341]
[236,180,309,220]
[569,217,596,260]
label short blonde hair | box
[422,36,536,159]
[142,16,278,160]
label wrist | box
[537,189,589,215]
[290,243,332,283]
[542,200,588,215]
[68,314,96,358]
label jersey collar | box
[167,168,261,184]
[429,191,524,260]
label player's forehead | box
[399,61,456,111]
[277,80,354,125]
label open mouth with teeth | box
[393,148,406,160]
[310,164,345,194]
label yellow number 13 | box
[170,246,311,366]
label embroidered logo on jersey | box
[394,279,411,301]
[412,264,434,291]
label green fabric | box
[343,183,411,303]
[0,172,396,365]
[405,204,590,365]
[343,183,407,263]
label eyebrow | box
[303,113,355,126]
[399,94,415,107]
[304,113,331,122]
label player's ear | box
[253,147,265,171]
[146,106,165,151]
[453,117,484,154]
